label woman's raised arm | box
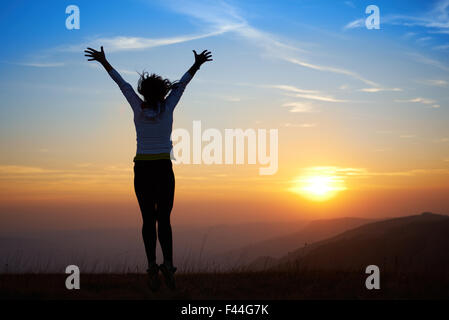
[84,46,142,112]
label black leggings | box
[134,159,175,266]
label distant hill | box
[179,220,308,257]
[218,217,372,268]
[0,221,308,273]
[265,212,449,273]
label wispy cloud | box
[265,84,319,94]
[416,36,432,43]
[407,52,449,72]
[418,79,449,87]
[26,0,384,90]
[300,166,449,179]
[343,18,364,30]
[63,25,240,53]
[343,0,449,37]
[395,97,441,109]
[161,0,381,88]
[395,97,437,105]
[0,165,58,174]
[284,57,379,87]
[282,102,316,113]
[359,87,402,93]
[293,93,346,103]
[341,1,449,76]
[17,62,65,67]
[0,165,132,184]
[268,84,345,102]
[430,29,449,34]
[344,0,449,31]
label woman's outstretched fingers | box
[84,46,106,63]
[192,49,212,67]
[205,51,212,61]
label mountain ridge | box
[248,212,449,273]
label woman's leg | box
[156,160,175,267]
[134,162,158,266]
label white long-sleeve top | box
[108,68,192,155]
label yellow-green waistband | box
[134,153,171,161]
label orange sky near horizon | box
[1,155,449,234]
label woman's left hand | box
[193,50,213,66]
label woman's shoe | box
[159,263,177,290]
[146,263,161,292]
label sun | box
[289,171,347,202]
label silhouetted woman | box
[85,46,212,291]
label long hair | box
[137,71,173,111]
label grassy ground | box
[1,270,448,300]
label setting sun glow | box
[290,169,347,201]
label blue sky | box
[1,0,449,198]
